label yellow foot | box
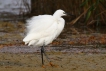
[42,65,46,68]
[49,62,58,67]
[41,62,58,68]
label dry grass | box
[31,0,106,25]
[0,21,25,46]
[0,21,25,33]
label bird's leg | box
[43,48,50,62]
[41,44,53,66]
[41,43,57,67]
[43,48,58,67]
[41,46,44,66]
[41,44,50,63]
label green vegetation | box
[80,0,106,25]
[31,0,106,25]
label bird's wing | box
[26,15,54,33]
[23,15,56,42]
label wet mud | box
[0,46,106,71]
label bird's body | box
[23,9,67,66]
[23,10,65,46]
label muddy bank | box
[0,52,106,71]
[0,46,106,71]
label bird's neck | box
[53,14,61,20]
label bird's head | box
[53,9,67,18]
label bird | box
[23,9,67,67]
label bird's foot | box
[49,62,58,67]
[42,65,46,68]
[41,62,58,68]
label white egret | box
[23,9,67,66]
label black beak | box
[66,13,74,16]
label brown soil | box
[0,51,106,71]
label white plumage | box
[23,9,66,46]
